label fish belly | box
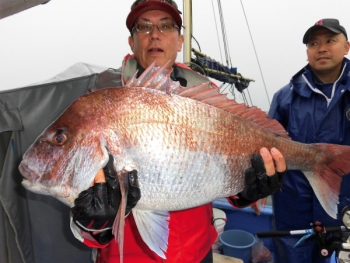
[117,145,248,211]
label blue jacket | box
[269,58,350,230]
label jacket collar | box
[290,57,350,97]
[121,54,216,88]
[136,62,187,87]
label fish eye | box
[53,130,67,146]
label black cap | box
[303,18,348,44]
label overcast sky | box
[0,0,349,111]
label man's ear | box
[344,41,350,55]
[177,34,184,52]
[128,36,134,51]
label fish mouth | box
[18,161,40,182]
[21,179,75,207]
[19,161,75,206]
[21,179,51,196]
[19,161,50,194]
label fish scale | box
[109,90,247,209]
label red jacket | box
[93,204,217,263]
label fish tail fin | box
[303,143,350,219]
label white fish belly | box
[121,146,245,211]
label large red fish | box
[19,62,350,259]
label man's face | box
[306,28,350,77]
[128,10,184,69]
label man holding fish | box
[17,1,350,262]
[69,1,286,262]
[269,18,350,263]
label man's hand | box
[71,154,141,244]
[242,147,286,200]
[228,147,286,213]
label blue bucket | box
[219,229,256,263]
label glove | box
[228,153,286,208]
[71,154,141,244]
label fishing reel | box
[256,206,350,263]
[338,206,350,263]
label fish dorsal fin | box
[178,83,290,138]
[125,62,289,139]
[132,209,170,259]
[126,61,181,93]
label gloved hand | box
[71,154,141,244]
[228,153,286,208]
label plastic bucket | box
[212,208,227,253]
[219,229,256,263]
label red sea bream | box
[19,62,350,259]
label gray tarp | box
[0,62,121,263]
[0,0,51,20]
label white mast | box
[182,0,192,64]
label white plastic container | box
[212,208,227,253]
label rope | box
[193,0,256,106]
[214,0,253,106]
[210,0,224,64]
[217,0,232,68]
[246,85,253,106]
[191,35,201,52]
[239,0,271,106]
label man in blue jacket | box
[269,18,350,263]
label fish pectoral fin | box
[132,209,170,259]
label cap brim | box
[303,25,344,44]
[126,2,182,31]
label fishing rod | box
[257,207,350,262]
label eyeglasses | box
[132,22,179,34]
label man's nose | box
[318,41,328,52]
[150,25,161,38]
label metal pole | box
[183,0,192,64]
